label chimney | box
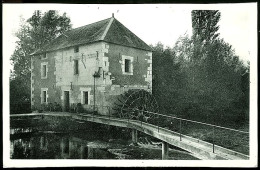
[112,13,114,18]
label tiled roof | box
[104,18,152,51]
[32,17,152,55]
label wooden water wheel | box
[113,89,159,123]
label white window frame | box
[80,88,91,105]
[82,91,89,105]
[41,62,48,79]
[122,55,133,75]
[41,88,48,104]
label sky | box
[3,3,257,66]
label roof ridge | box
[100,17,114,40]
[67,17,112,33]
[109,18,152,51]
[31,16,152,55]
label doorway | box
[64,91,70,112]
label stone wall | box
[31,41,152,115]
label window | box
[74,60,79,75]
[43,91,47,103]
[41,53,47,60]
[74,46,79,53]
[80,88,91,104]
[83,91,89,104]
[41,62,48,79]
[125,59,130,73]
[122,55,133,75]
[41,88,48,104]
[43,65,47,77]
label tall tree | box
[10,10,72,113]
[191,10,221,61]
[192,10,221,43]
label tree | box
[152,10,250,126]
[167,10,249,125]
[192,10,221,43]
[10,10,72,113]
[27,10,72,50]
[11,10,72,79]
[152,42,186,116]
[191,10,221,61]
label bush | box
[70,103,84,113]
[53,102,62,112]
[75,103,83,113]
[40,103,48,112]
[10,102,31,114]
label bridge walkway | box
[10,112,249,160]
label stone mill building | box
[30,15,153,115]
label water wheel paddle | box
[112,89,159,123]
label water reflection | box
[11,132,117,159]
[10,127,199,160]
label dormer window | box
[74,46,79,53]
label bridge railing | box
[81,105,249,155]
[122,107,249,155]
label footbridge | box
[10,111,249,160]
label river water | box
[10,118,198,160]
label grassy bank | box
[154,116,249,155]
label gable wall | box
[31,51,57,109]
[31,41,153,114]
[107,43,152,88]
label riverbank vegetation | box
[152,10,249,128]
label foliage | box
[70,103,84,113]
[152,10,249,126]
[38,102,62,112]
[152,42,186,115]
[10,76,31,114]
[191,10,221,62]
[27,10,72,50]
[191,10,221,43]
[10,10,72,112]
